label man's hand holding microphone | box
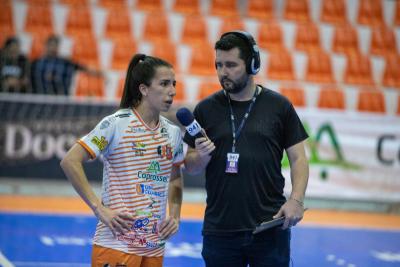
[176,107,215,174]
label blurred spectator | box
[31,35,102,95]
[0,37,30,93]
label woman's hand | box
[159,216,180,240]
[93,205,135,237]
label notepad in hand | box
[252,217,285,234]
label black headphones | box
[220,30,261,75]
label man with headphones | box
[183,31,309,266]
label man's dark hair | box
[46,35,60,45]
[119,54,173,108]
[215,33,252,64]
[3,36,18,49]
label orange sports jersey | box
[78,108,184,257]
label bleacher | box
[1,0,400,115]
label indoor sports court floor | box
[0,195,400,267]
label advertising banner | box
[0,96,116,181]
[1,97,399,201]
[283,109,400,201]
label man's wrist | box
[289,197,304,207]
[200,153,211,166]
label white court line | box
[0,251,14,267]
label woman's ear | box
[139,84,148,97]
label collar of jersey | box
[132,108,161,132]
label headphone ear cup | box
[251,46,261,74]
[247,56,260,75]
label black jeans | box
[201,227,291,267]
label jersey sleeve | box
[78,115,116,159]
[283,103,308,149]
[172,128,185,166]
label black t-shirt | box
[0,54,29,93]
[184,85,308,235]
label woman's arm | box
[159,164,183,239]
[60,143,133,236]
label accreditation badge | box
[225,152,239,173]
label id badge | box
[225,153,239,173]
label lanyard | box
[225,86,260,153]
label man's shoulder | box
[196,90,225,109]
[259,86,292,107]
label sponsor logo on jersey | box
[137,171,168,183]
[137,161,167,183]
[137,235,147,246]
[132,218,149,234]
[152,221,158,234]
[136,209,161,220]
[128,126,146,133]
[157,144,173,160]
[118,233,164,248]
[115,113,131,118]
[136,209,153,217]
[174,143,184,158]
[133,218,149,228]
[100,119,110,129]
[148,196,157,208]
[136,184,165,197]
[147,161,161,173]
[146,240,164,248]
[132,141,146,156]
[117,233,146,247]
[160,127,169,138]
[118,219,166,248]
[90,136,108,151]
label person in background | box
[183,31,309,267]
[31,35,101,95]
[60,54,184,267]
[0,37,30,93]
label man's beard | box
[220,75,249,94]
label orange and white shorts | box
[91,244,163,267]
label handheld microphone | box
[176,107,206,139]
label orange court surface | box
[1,195,400,230]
